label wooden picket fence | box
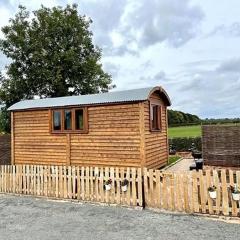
[144,168,240,217]
[0,165,143,207]
[0,165,240,217]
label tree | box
[0,4,114,132]
[168,109,201,126]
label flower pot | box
[232,192,240,201]
[105,184,111,191]
[121,185,128,192]
[209,191,217,199]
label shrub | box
[169,137,202,152]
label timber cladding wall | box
[144,95,168,169]
[0,134,11,165]
[13,103,142,167]
[202,125,240,167]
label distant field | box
[168,125,201,138]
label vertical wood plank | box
[139,102,146,167]
[81,166,85,201]
[149,169,154,207]
[66,134,71,166]
[105,167,109,204]
[94,167,99,202]
[137,168,143,207]
[213,170,220,215]
[100,167,104,202]
[63,166,67,198]
[77,166,81,200]
[132,168,137,206]
[192,171,200,213]
[89,167,94,201]
[170,173,175,211]
[47,166,51,197]
[183,173,190,213]
[44,166,48,196]
[55,166,59,198]
[236,171,240,216]
[11,112,15,165]
[199,170,206,213]
[85,167,90,201]
[72,166,76,199]
[12,165,16,193]
[110,167,115,204]
[67,166,72,199]
[155,170,161,208]
[120,168,125,204]
[59,166,63,198]
[229,170,237,216]
[176,174,182,211]
[116,167,120,205]
[126,168,131,206]
[143,168,149,207]
[162,173,167,210]
[221,170,229,216]
[206,170,214,214]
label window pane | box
[151,105,160,130]
[75,109,83,130]
[64,110,72,130]
[53,111,61,131]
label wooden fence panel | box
[0,165,143,208]
[1,165,239,217]
[144,168,240,217]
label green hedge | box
[169,137,202,152]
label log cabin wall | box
[143,93,168,169]
[13,103,142,167]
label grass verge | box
[168,125,201,138]
[168,155,181,165]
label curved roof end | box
[148,86,171,106]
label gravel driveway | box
[0,194,239,240]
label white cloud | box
[1,0,240,118]
[120,0,204,48]
[207,22,240,38]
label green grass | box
[168,125,201,138]
[168,155,181,165]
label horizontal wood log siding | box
[144,93,168,169]
[13,103,142,167]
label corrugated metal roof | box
[8,87,161,111]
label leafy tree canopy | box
[0,4,114,104]
[168,109,201,127]
[0,4,114,132]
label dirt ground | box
[0,194,239,240]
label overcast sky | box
[0,0,240,118]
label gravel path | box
[0,194,239,240]
[166,158,195,171]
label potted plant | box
[208,185,217,199]
[121,179,129,192]
[230,185,240,201]
[104,178,112,191]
